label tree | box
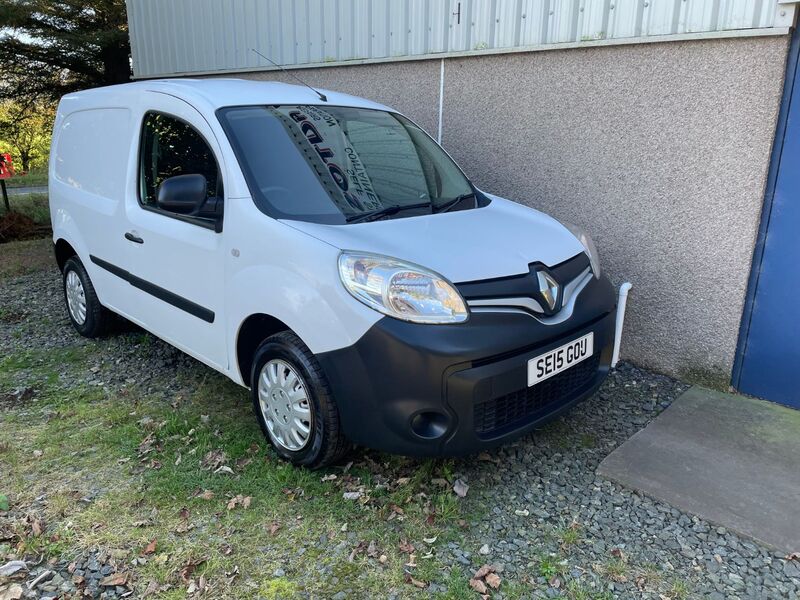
[0,1,131,102]
[0,100,54,172]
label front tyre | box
[251,331,350,468]
[62,256,110,338]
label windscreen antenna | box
[250,48,328,102]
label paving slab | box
[598,386,800,553]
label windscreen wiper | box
[346,201,433,224]
[434,192,476,214]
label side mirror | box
[157,174,207,215]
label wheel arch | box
[54,238,78,272]
[236,313,295,387]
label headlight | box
[338,252,468,324]
[564,222,601,278]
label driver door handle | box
[124,232,144,244]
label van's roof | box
[60,78,394,113]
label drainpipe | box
[437,59,445,144]
[612,282,632,368]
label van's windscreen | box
[217,105,474,224]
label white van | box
[50,79,617,467]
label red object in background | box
[0,153,15,179]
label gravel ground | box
[2,266,799,599]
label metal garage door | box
[734,29,800,409]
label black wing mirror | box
[157,174,208,215]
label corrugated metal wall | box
[127,0,787,77]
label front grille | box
[474,354,601,437]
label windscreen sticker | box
[270,106,383,213]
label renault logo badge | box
[536,270,560,312]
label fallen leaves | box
[485,573,501,589]
[142,539,157,556]
[0,584,23,600]
[224,565,239,584]
[469,578,488,594]
[347,541,367,562]
[387,503,404,521]
[132,519,152,528]
[186,575,208,596]
[99,573,127,587]
[179,558,206,583]
[477,451,500,464]
[342,491,363,501]
[200,449,227,471]
[28,517,44,537]
[267,521,280,536]
[234,456,252,471]
[634,574,648,591]
[0,561,26,577]
[404,573,426,589]
[175,507,195,534]
[137,433,159,458]
[610,547,626,561]
[453,478,469,498]
[226,495,252,510]
[193,489,214,501]
[470,564,501,595]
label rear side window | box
[139,112,221,207]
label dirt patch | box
[0,211,51,244]
[0,309,26,324]
[0,387,35,410]
[0,237,54,281]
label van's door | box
[123,93,228,370]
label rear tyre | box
[251,331,350,468]
[63,256,110,338]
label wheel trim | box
[257,359,312,451]
[65,270,87,325]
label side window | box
[139,111,221,209]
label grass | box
[0,332,483,598]
[603,557,628,581]
[4,166,48,188]
[538,552,566,579]
[555,521,582,550]
[3,192,50,225]
[667,579,691,600]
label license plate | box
[527,333,594,387]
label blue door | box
[735,29,800,408]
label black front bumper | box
[317,274,617,456]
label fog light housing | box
[410,411,449,439]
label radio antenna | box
[250,48,328,102]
